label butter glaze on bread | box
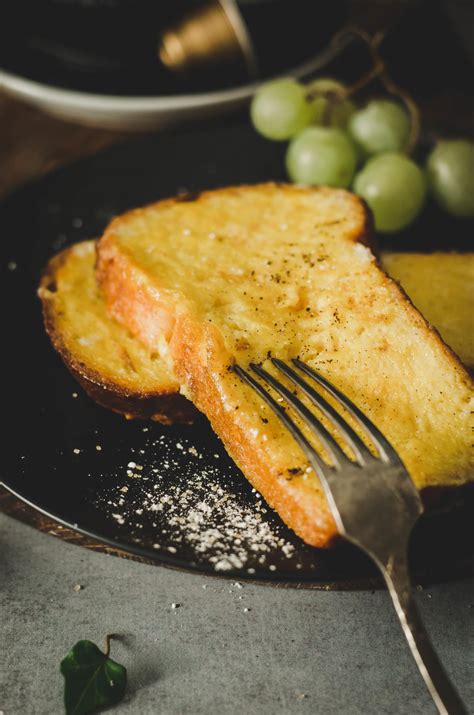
[38,240,195,423]
[381,252,474,371]
[96,183,474,547]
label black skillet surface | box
[2,119,473,586]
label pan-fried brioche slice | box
[37,244,473,428]
[38,240,195,423]
[97,183,474,547]
[381,252,474,370]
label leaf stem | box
[104,634,115,657]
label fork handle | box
[382,556,467,715]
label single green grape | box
[353,153,426,232]
[250,78,313,141]
[426,140,474,218]
[286,127,357,188]
[306,78,355,128]
[348,100,410,155]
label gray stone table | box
[0,514,472,715]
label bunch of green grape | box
[250,78,474,233]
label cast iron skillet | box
[1,119,473,586]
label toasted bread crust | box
[172,314,339,545]
[38,243,196,424]
[96,183,473,547]
[67,365,196,423]
[98,240,337,545]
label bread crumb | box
[353,242,372,263]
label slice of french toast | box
[38,240,195,423]
[381,252,474,371]
[38,243,472,429]
[96,183,474,547]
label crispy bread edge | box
[38,243,196,424]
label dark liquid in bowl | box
[0,0,347,94]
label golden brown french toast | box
[38,243,472,431]
[38,240,195,423]
[381,252,474,370]
[96,183,474,546]
[95,183,474,548]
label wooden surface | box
[0,93,127,199]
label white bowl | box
[0,43,344,130]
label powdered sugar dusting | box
[93,429,299,574]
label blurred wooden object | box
[0,93,127,199]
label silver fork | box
[234,357,467,715]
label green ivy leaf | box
[60,638,127,715]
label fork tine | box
[250,362,356,469]
[232,365,332,485]
[292,358,397,463]
[272,358,372,465]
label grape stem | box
[306,26,421,154]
